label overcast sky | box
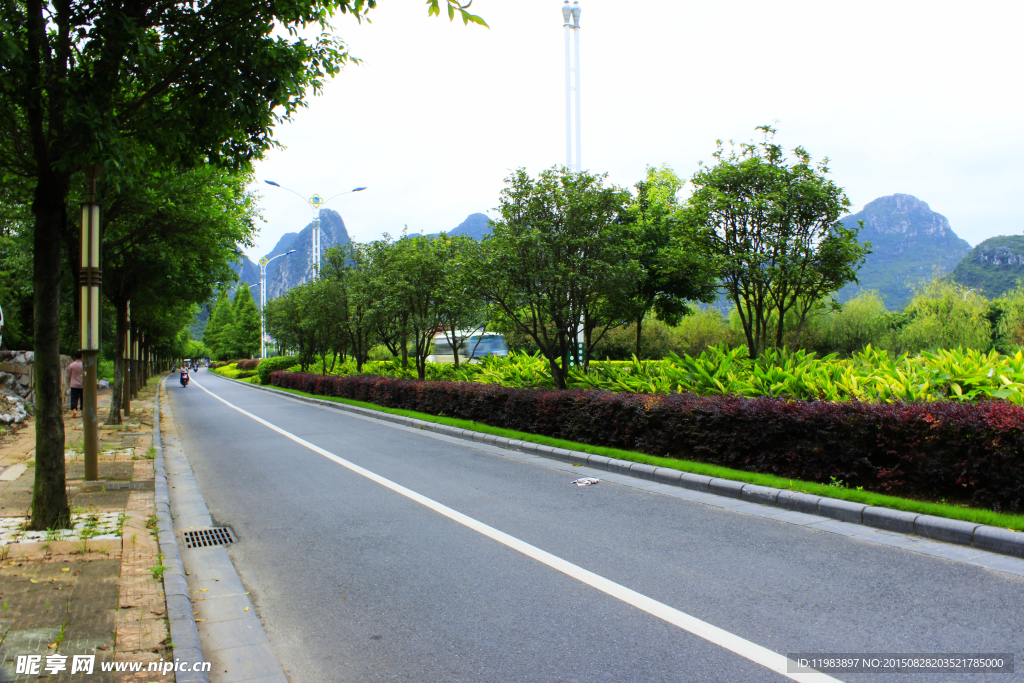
[245,0,1024,261]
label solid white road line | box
[191,377,842,683]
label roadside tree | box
[264,289,314,370]
[681,127,869,358]
[480,167,637,389]
[619,165,719,358]
[233,286,262,359]
[0,0,486,530]
[101,165,256,417]
[435,235,488,368]
[323,243,379,371]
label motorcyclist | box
[180,365,190,387]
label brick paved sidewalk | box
[0,377,176,682]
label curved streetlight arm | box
[264,180,316,215]
[261,249,297,273]
[323,186,368,206]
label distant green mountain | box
[407,212,491,240]
[949,235,1024,298]
[838,194,972,311]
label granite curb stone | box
[708,478,746,499]
[154,378,211,683]
[741,485,780,505]
[817,498,867,524]
[973,526,1024,559]
[229,376,1024,561]
[652,467,683,485]
[776,491,821,515]
[915,515,980,546]
[628,463,658,480]
[863,506,919,535]
[679,472,713,492]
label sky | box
[245,0,1024,261]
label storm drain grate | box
[183,527,235,549]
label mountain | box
[838,194,972,310]
[407,212,492,240]
[949,235,1024,298]
[447,212,491,239]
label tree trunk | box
[29,169,71,531]
[400,333,409,370]
[106,300,126,425]
[548,355,567,390]
[634,316,643,360]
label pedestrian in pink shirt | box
[67,351,84,418]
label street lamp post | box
[562,1,585,366]
[257,250,296,358]
[122,301,132,416]
[263,181,366,280]
[79,165,102,480]
[562,0,582,172]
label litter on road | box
[571,477,600,487]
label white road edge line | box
[191,377,841,683]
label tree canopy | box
[481,167,638,389]
[681,126,870,358]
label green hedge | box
[256,356,299,385]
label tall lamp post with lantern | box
[263,181,366,280]
[258,249,296,358]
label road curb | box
[154,376,211,683]
[224,375,1024,561]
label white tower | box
[562,0,582,172]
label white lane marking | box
[191,377,841,683]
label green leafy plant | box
[150,553,167,580]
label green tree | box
[264,288,315,370]
[323,243,378,371]
[815,290,892,356]
[101,164,255,416]
[0,0,481,528]
[619,165,719,358]
[682,126,870,359]
[304,279,347,375]
[371,234,447,380]
[232,286,262,359]
[0,0,360,529]
[899,280,992,353]
[480,167,638,389]
[434,235,487,368]
[205,291,238,362]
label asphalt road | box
[168,369,1024,683]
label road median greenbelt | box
[216,373,1024,562]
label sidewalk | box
[0,378,176,682]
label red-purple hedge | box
[271,371,1024,511]
[236,359,260,371]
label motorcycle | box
[180,371,189,387]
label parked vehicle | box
[429,331,508,364]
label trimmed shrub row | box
[236,359,260,371]
[256,356,298,385]
[271,371,1024,511]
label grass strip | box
[262,382,1024,531]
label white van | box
[429,331,508,364]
